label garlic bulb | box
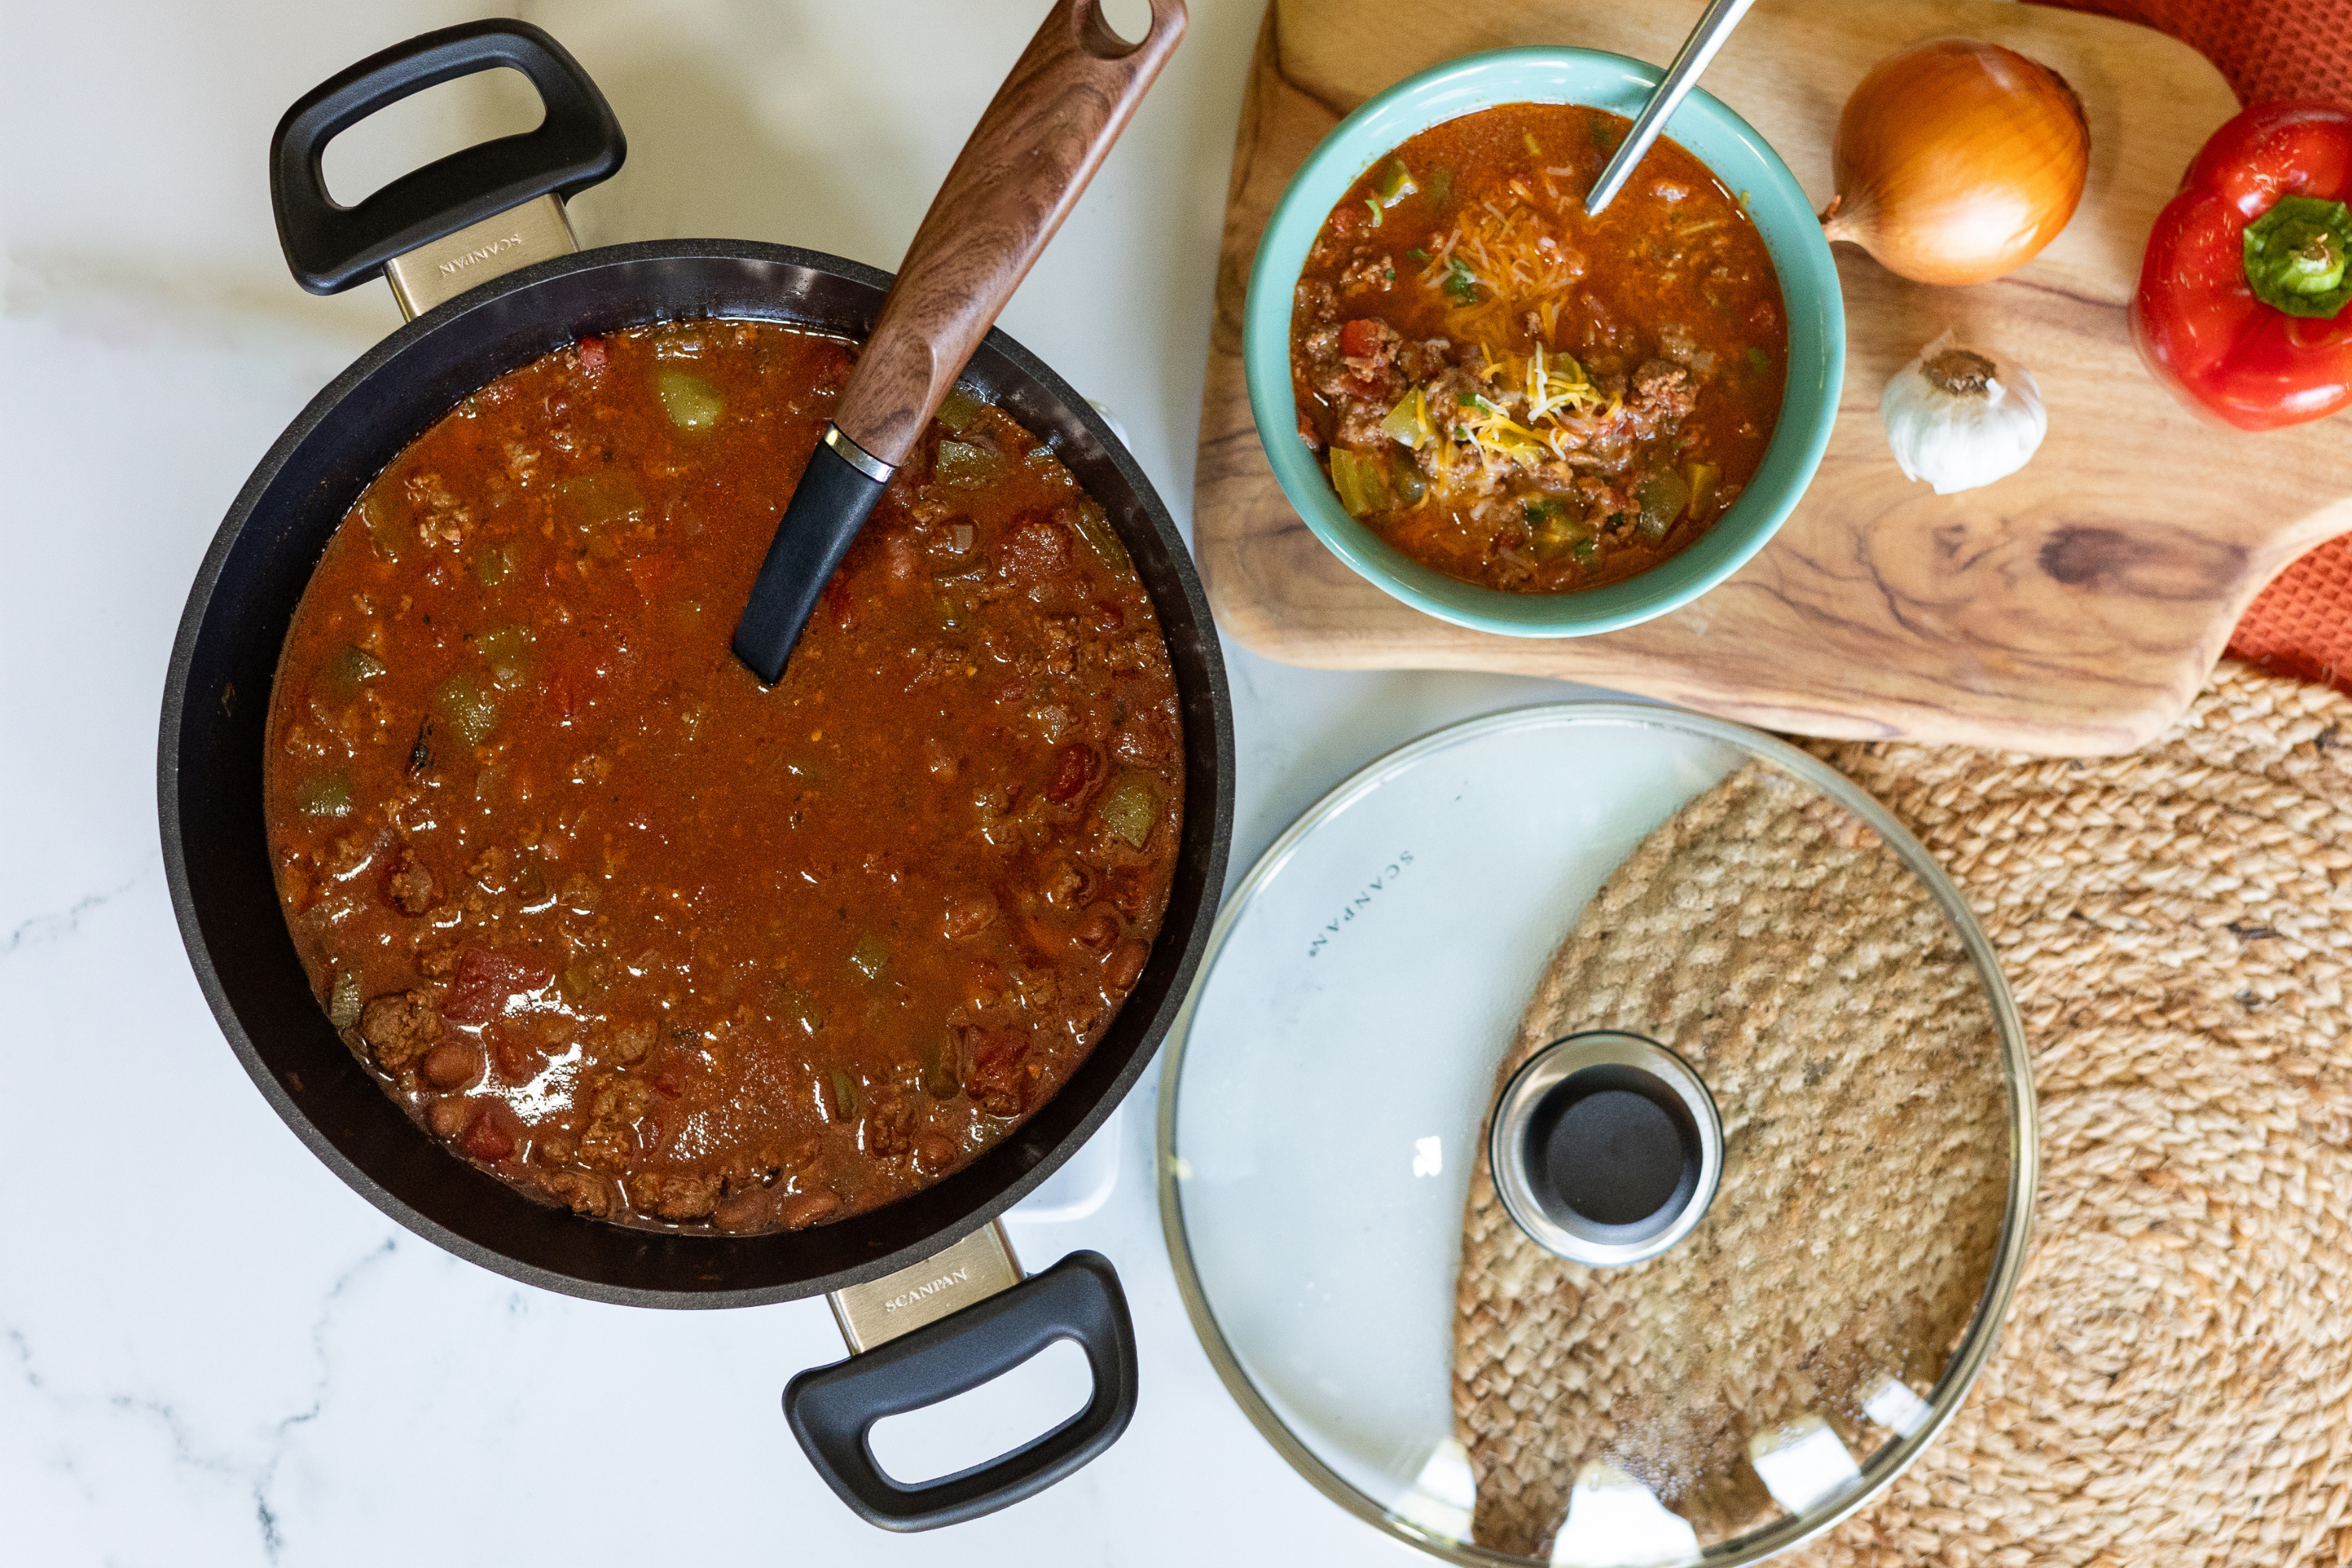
[1879,332,2046,495]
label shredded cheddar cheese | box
[1396,183,1624,471]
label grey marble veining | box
[1,2,1586,1562]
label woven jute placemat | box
[1453,662,2352,1563]
[1786,661,2352,1565]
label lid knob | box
[1489,1032,1722,1268]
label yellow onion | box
[1821,38,2090,286]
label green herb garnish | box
[1442,256,1479,304]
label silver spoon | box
[1585,0,1759,216]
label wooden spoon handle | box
[832,0,1186,466]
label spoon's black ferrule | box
[733,431,892,684]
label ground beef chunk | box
[360,990,441,1070]
[998,515,1076,594]
[942,888,999,940]
[1296,278,1339,328]
[325,833,375,880]
[1403,337,1454,380]
[1630,358,1697,426]
[386,847,434,915]
[1111,699,1179,772]
[1035,854,1094,909]
[1428,365,1503,428]
[1331,378,1394,448]
[468,844,510,893]
[1301,311,1406,448]
[604,1018,656,1064]
[579,1073,653,1170]
[865,1091,916,1159]
[630,1171,720,1221]
[964,1026,1036,1119]
[536,1169,614,1218]
[1334,401,1386,447]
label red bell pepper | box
[2132,101,2352,432]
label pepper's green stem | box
[2245,195,2352,318]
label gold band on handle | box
[828,1221,1024,1353]
[384,193,579,319]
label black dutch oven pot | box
[157,10,1230,1531]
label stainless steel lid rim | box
[1156,702,2039,1566]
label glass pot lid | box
[1159,706,2036,1567]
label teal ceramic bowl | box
[1244,48,1843,636]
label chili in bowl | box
[1243,47,1842,636]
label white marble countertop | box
[0,2,1603,1561]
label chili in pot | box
[266,319,1185,1235]
[164,4,1226,1534]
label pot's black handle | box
[783,1252,1139,1530]
[270,19,625,295]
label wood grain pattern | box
[835,0,1185,466]
[1196,0,2352,755]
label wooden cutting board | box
[1195,0,2352,755]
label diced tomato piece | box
[1338,318,1384,358]
[965,1027,1033,1118]
[459,1101,519,1162]
[543,659,605,723]
[442,946,554,1025]
[999,516,1074,587]
[1092,599,1123,632]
